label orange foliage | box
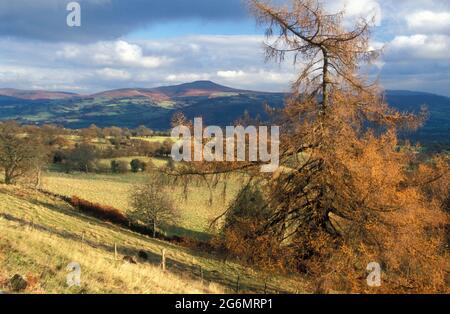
[70,196,128,225]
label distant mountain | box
[0,81,448,150]
[0,88,78,100]
[91,81,249,101]
[384,90,450,149]
[151,80,246,97]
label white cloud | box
[388,34,450,60]
[96,68,131,81]
[0,64,91,91]
[327,0,382,26]
[166,73,211,83]
[217,70,245,79]
[58,40,172,69]
[405,11,450,34]
[113,41,167,68]
[1,0,450,99]
[215,69,295,91]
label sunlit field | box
[42,171,243,239]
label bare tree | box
[129,183,178,238]
[0,121,47,185]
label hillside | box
[385,90,450,149]
[0,184,303,294]
[94,81,245,99]
[0,88,77,100]
[0,81,448,148]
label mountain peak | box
[152,80,239,97]
[177,80,229,89]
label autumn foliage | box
[245,0,450,293]
[70,196,128,225]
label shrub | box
[95,161,111,174]
[52,150,67,164]
[70,196,128,225]
[65,143,98,172]
[111,160,128,173]
[130,159,146,173]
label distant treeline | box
[0,121,174,185]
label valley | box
[1,81,448,150]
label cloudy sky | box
[0,0,449,95]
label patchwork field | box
[0,185,304,294]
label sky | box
[0,0,449,96]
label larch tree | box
[248,0,448,293]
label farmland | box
[42,170,243,239]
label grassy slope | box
[0,185,305,294]
[42,171,242,239]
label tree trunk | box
[35,167,41,189]
[321,49,330,115]
[4,169,12,185]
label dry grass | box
[0,184,305,294]
[131,136,175,143]
[0,226,223,294]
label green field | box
[42,171,243,239]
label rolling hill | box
[0,81,448,149]
[0,88,77,100]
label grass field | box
[0,184,304,294]
[42,171,243,239]
[132,136,175,143]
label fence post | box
[199,265,204,284]
[264,278,268,294]
[81,232,85,249]
[161,249,166,271]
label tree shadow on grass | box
[162,223,212,242]
[0,210,291,294]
